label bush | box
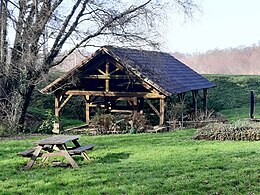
[0,123,10,136]
[37,110,57,134]
[165,102,184,121]
[194,120,260,141]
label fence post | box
[250,90,254,119]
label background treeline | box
[174,43,260,75]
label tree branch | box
[50,0,152,67]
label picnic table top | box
[34,135,80,145]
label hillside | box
[174,43,260,75]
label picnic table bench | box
[18,135,94,170]
[18,147,36,157]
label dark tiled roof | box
[104,46,216,94]
[41,46,216,95]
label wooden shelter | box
[41,46,216,133]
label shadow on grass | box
[97,152,131,164]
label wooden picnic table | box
[18,135,94,170]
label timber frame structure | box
[41,46,216,133]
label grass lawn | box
[1,130,260,194]
[220,103,260,122]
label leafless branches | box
[0,0,200,132]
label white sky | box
[163,0,260,54]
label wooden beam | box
[138,98,144,114]
[54,94,61,134]
[110,67,120,75]
[178,92,186,127]
[110,105,133,110]
[84,75,130,79]
[192,90,198,118]
[55,94,60,118]
[58,94,73,112]
[127,97,138,128]
[89,103,97,107]
[97,68,106,75]
[114,97,137,101]
[128,97,138,110]
[65,90,165,98]
[105,62,109,92]
[85,95,90,125]
[110,109,133,113]
[147,100,160,117]
[160,98,165,125]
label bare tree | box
[0,0,199,133]
[0,0,8,97]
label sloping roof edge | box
[40,48,103,94]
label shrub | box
[0,123,10,136]
[0,117,19,136]
[37,110,57,134]
[165,102,184,121]
[194,120,260,141]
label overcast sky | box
[163,0,260,54]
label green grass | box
[205,74,260,111]
[1,130,260,194]
[220,103,260,122]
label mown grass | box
[1,130,260,194]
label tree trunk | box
[17,85,35,132]
[0,0,8,99]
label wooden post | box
[105,62,109,92]
[85,95,90,125]
[160,98,165,125]
[178,93,186,127]
[250,90,255,119]
[192,90,198,119]
[54,94,61,134]
[104,97,109,114]
[131,98,138,128]
[55,94,60,118]
[139,98,144,115]
[203,89,208,117]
